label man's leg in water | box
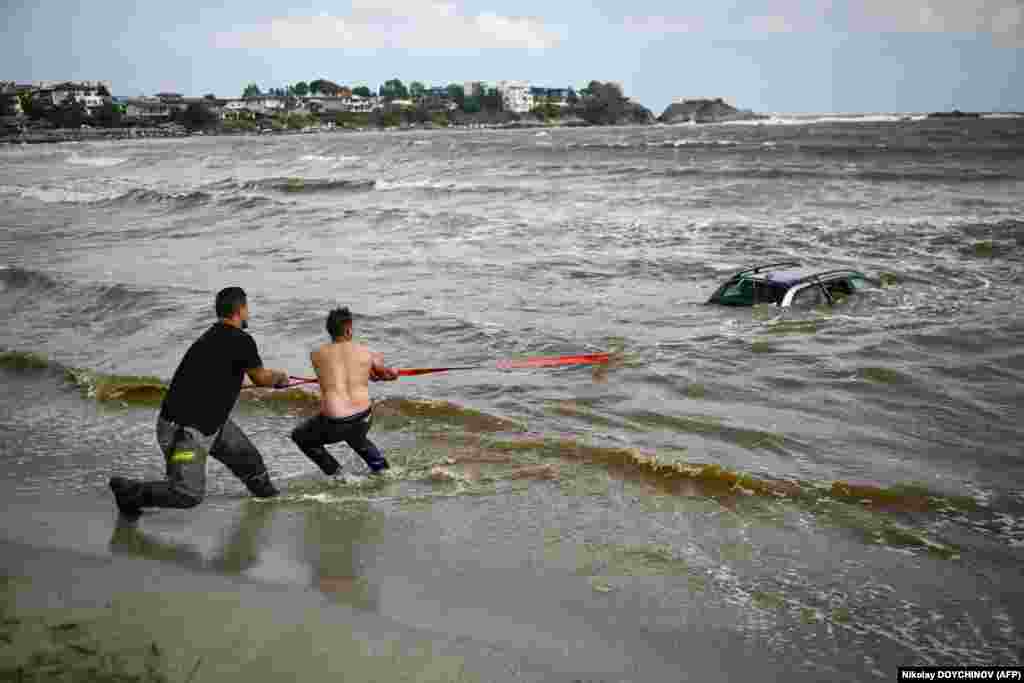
[211,419,279,497]
[342,411,389,473]
[109,417,213,515]
[290,415,343,475]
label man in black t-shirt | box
[108,287,290,516]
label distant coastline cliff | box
[659,98,766,124]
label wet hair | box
[326,307,353,340]
[215,287,247,319]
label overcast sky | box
[4,0,1021,113]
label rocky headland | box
[659,98,766,124]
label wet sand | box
[0,482,861,682]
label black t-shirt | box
[160,323,263,435]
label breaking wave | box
[66,152,128,167]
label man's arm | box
[369,351,399,382]
[247,366,290,388]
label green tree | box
[446,84,465,108]
[293,81,309,97]
[16,92,33,117]
[379,79,408,101]
[334,111,370,128]
[285,113,310,130]
[409,81,425,99]
[242,83,262,98]
[309,79,341,96]
[461,97,481,114]
[352,85,372,98]
[577,81,630,125]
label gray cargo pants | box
[142,415,277,508]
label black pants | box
[290,408,388,475]
[127,416,277,509]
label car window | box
[849,276,867,290]
[792,284,826,306]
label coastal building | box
[239,96,290,116]
[26,81,111,113]
[345,95,378,113]
[221,99,256,121]
[496,80,532,113]
[463,81,486,98]
[300,94,380,115]
[124,99,173,121]
[529,87,574,107]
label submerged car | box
[706,261,872,307]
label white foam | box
[375,178,458,191]
[15,185,113,204]
[299,154,362,164]
[67,152,128,167]
[722,114,928,126]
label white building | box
[124,99,173,120]
[496,81,533,113]
[35,81,110,109]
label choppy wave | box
[656,166,1019,183]
[229,177,376,194]
[0,267,173,330]
[0,266,61,293]
[98,188,213,207]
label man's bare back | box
[311,341,384,418]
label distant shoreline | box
[3,110,1020,146]
[0,118,600,145]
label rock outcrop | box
[659,98,765,124]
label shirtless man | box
[290,307,399,476]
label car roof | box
[761,268,818,285]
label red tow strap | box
[286,352,611,385]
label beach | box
[1,117,1022,680]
